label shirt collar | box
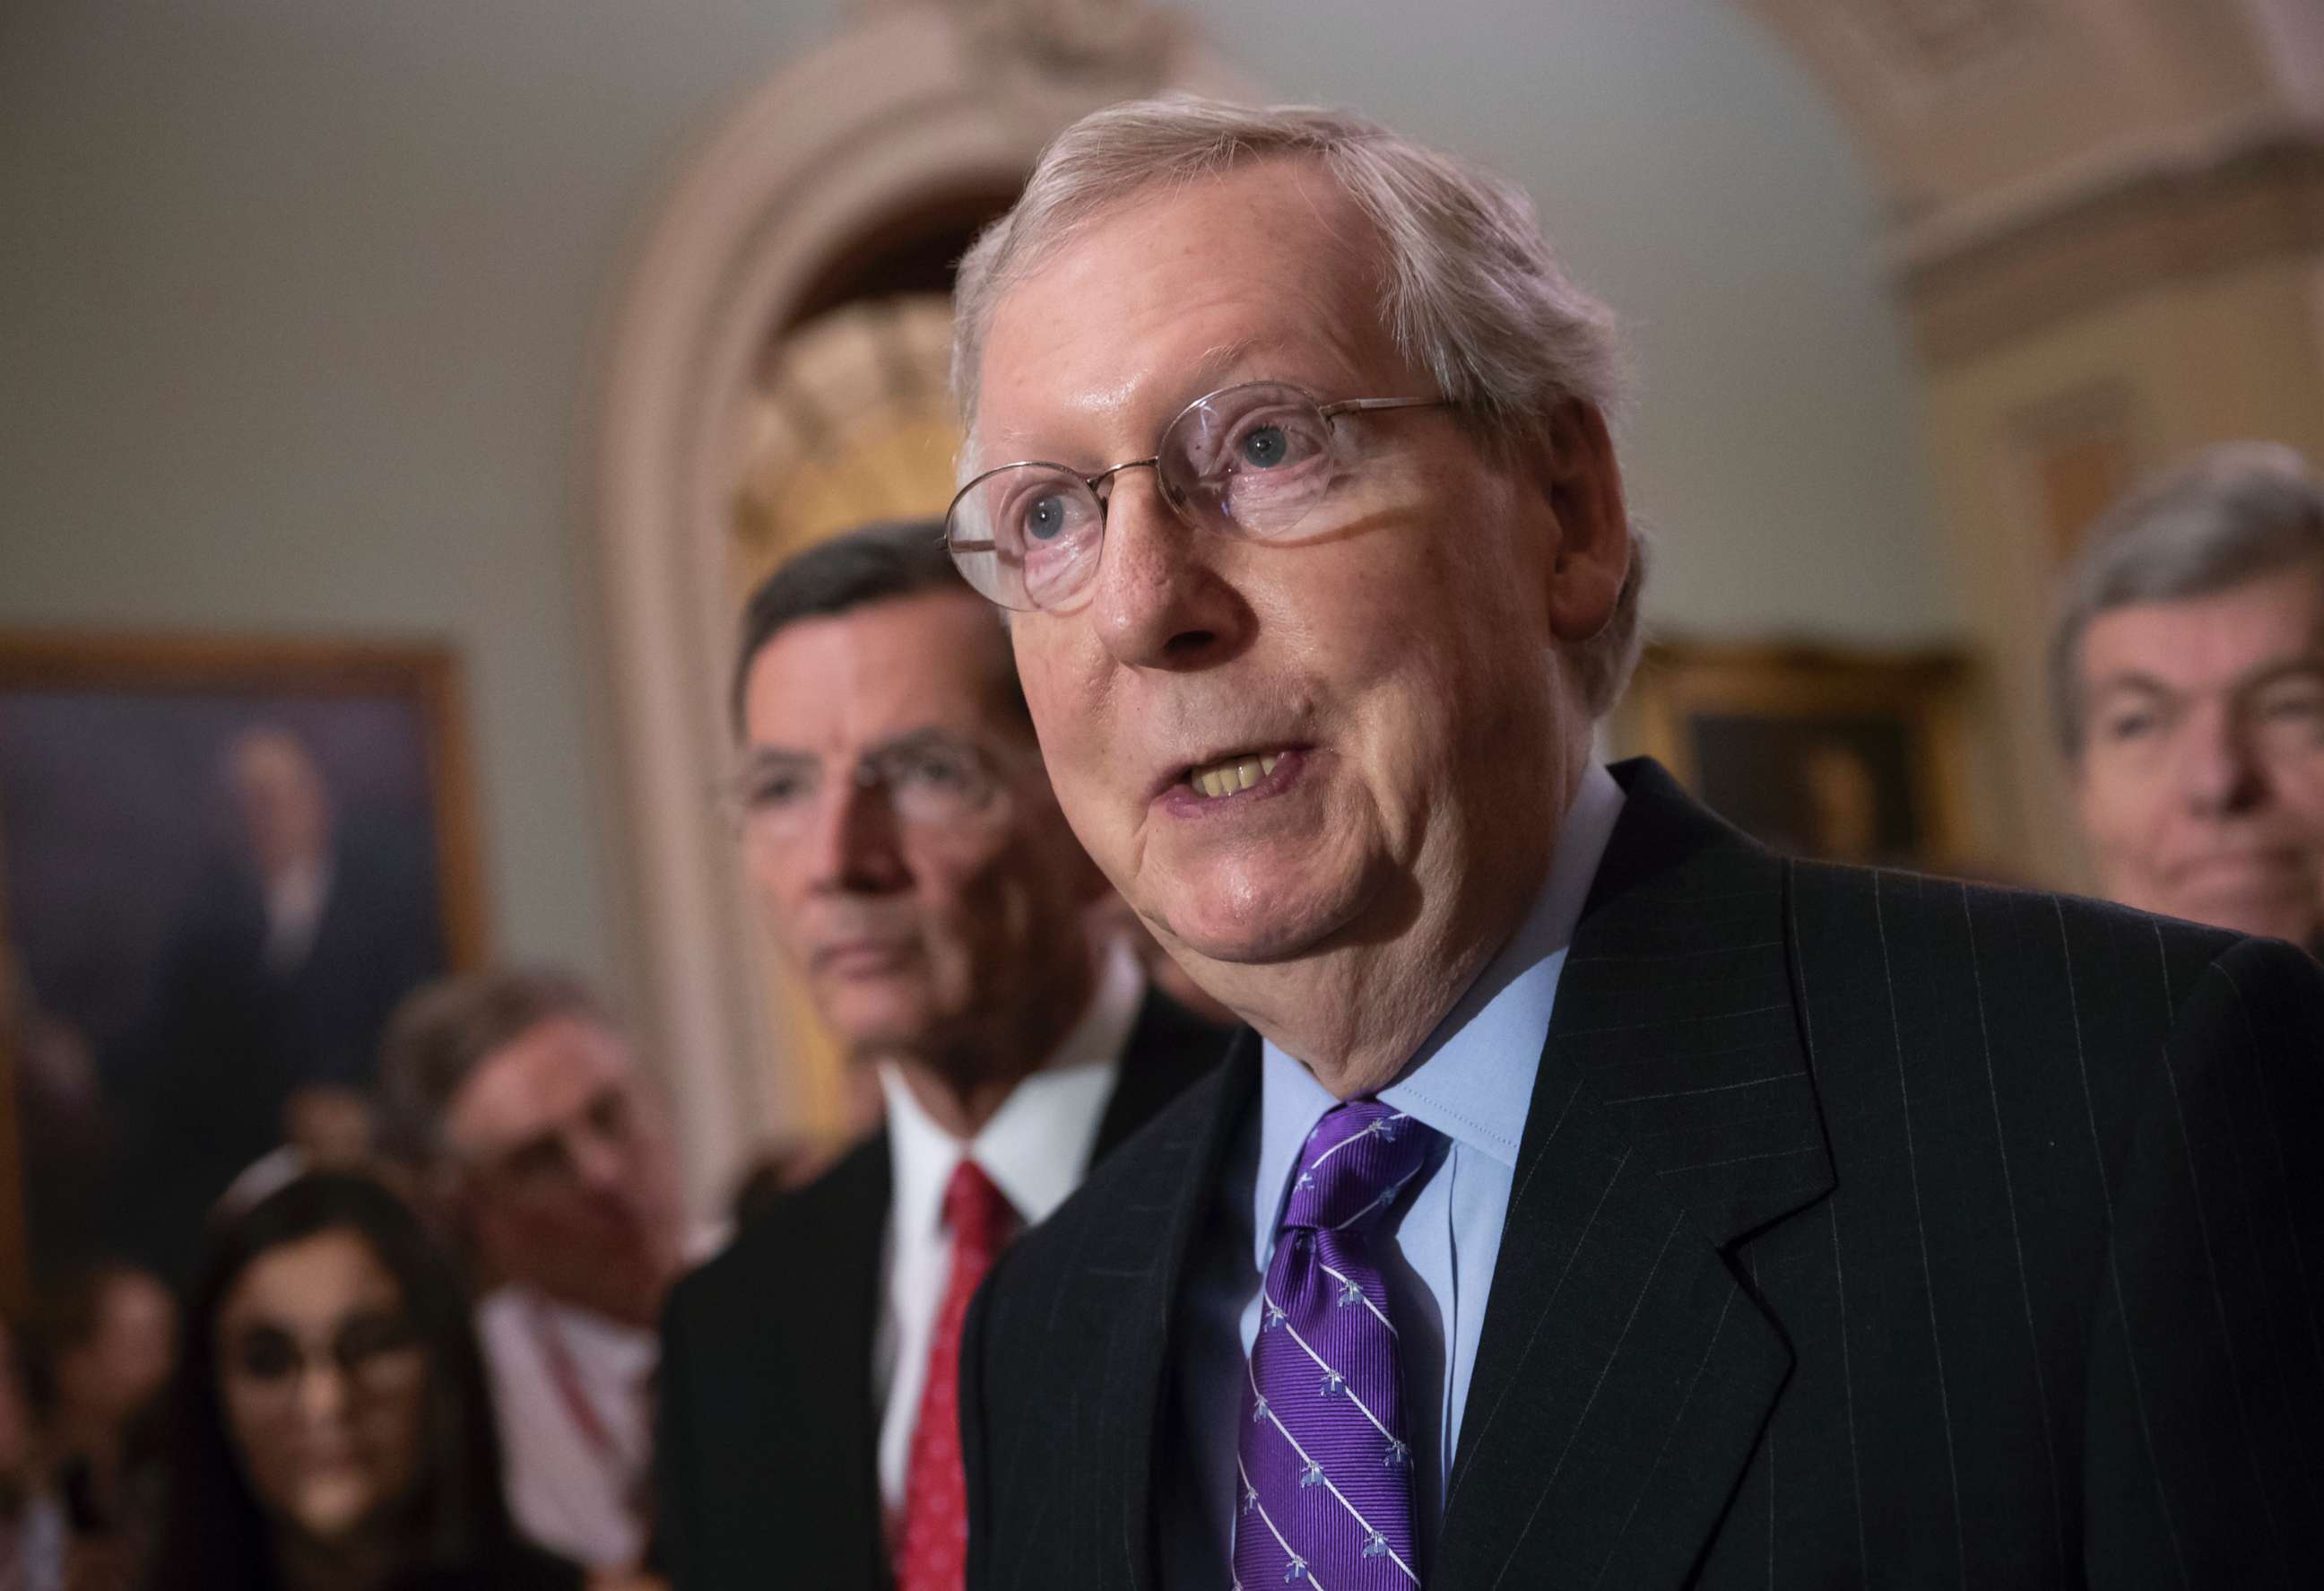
[1253,761,1626,1255]
[513,1284,657,1372]
[881,938,1146,1240]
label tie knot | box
[1280,1099,1430,1235]
[942,1159,1019,1253]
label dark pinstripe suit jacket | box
[960,759,2324,1588]
[655,988,1228,1591]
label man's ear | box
[1526,399,1629,646]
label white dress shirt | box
[260,856,331,971]
[475,1284,658,1569]
[872,940,1145,1512]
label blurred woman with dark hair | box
[146,1171,582,1591]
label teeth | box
[1189,752,1283,799]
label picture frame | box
[1615,639,1980,870]
[0,632,489,1307]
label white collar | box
[507,1285,657,1374]
[880,938,1145,1238]
[1253,761,1626,1254]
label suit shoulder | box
[1002,1063,1228,1283]
[2164,927,2324,1052]
[1791,859,2242,976]
[1134,989,1236,1060]
[668,1134,886,1321]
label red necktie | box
[894,1159,1019,1591]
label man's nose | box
[295,1360,351,1425]
[1086,470,1251,671]
[806,775,907,894]
[567,1121,630,1195]
[2176,700,2268,818]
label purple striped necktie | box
[1236,1097,1432,1589]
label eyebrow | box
[2086,673,2174,701]
[742,726,985,769]
[2239,656,2324,691]
[2089,655,2324,704]
[978,335,1344,471]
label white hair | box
[950,95,1649,717]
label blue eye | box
[1239,425,1289,468]
[1020,493,1071,542]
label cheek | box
[2075,761,2164,856]
[2272,755,2324,845]
[745,845,811,944]
[901,839,1013,968]
[1017,625,1114,780]
[360,1382,429,1495]
[222,1384,280,1481]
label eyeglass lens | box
[733,737,1006,842]
[230,1309,420,1386]
[949,383,1340,610]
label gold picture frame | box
[1615,639,1979,870]
[0,632,490,1309]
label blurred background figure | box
[2051,443,2324,949]
[107,726,445,1279]
[655,522,1227,1591]
[0,953,108,1284]
[20,1264,175,1577]
[145,1171,583,1591]
[382,972,686,1576]
[1,1312,66,1591]
[221,1086,401,1223]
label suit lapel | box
[1435,761,1833,1588]
[1091,987,1231,1162]
[1066,1032,1260,1591]
[776,1134,892,1577]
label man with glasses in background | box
[945,99,2324,1589]
[653,520,1227,1591]
[382,969,689,1576]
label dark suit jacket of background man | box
[961,760,2324,1589]
[655,987,1230,1591]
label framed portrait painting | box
[0,633,488,1304]
[1616,640,1979,871]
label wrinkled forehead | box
[2080,559,2324,691]
[969,161,1401,471]
[741,590,1030,754]
[447,1014,631,1152]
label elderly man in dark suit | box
[655,522,1228,1591]
[941,98,2324,1588]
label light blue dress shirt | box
[1163,763,1626,1584]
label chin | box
[290,1488,376,1541]
[1150,860,1374,968]
[821,990,934,1050]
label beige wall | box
[0,0,846,1004]
[4,0,1959,1203]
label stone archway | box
[592,1,1249,1213]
